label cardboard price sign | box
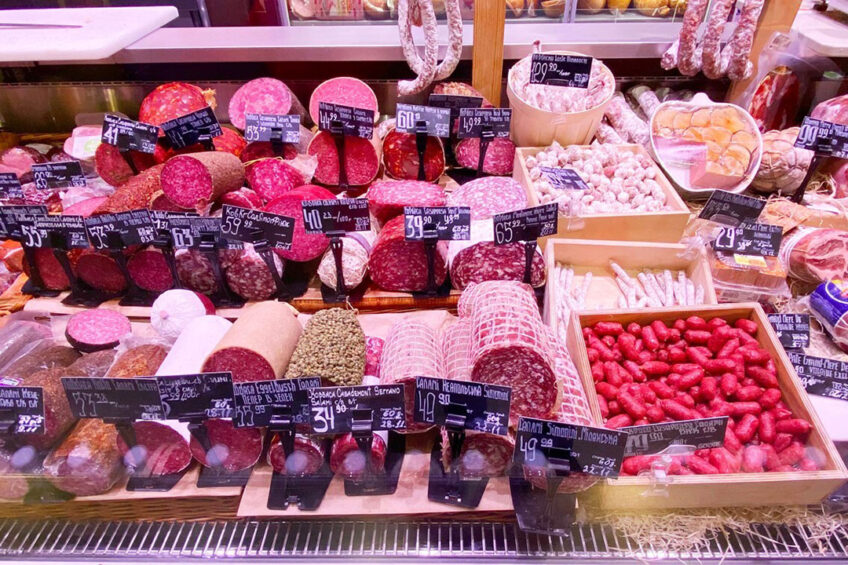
[301,198,371,234]
[84,209,157,249]
[308,384,406,434]
[529,53,593,88]
[232,377,321,429]
[317,102,374,139]
[220,205,295,251]
[493,204,559,245]
[403,206,471,241]
[413,377,511,435]
[622,417,729,457]
[161,107,223,149]
[243,113,301,144]
[61,377,164,421]
[101,114,158,154]
[156,372,234,421]
[0,385,45,434]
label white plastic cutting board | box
[0,7,177,62]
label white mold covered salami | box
[317,229,376,291]
[151,289,216,342]
[447,176,527,220]
[65,309,132,353]
[160,151,245,212]
[382,128,446,182]
[368,215,448,292]
[454,137,516,176]
[448,219,545,290]
[228,77,302,131]
[367,179,447,226]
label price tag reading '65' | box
[403,206,471,241]
[493,203,558,245]
[308,384,406,434]
[84,209,156,249]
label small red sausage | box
[648,380,675,399]
[687,455,719,474]
[684,330,712,345]
[595,382,619,400]
[594,321,624,336]
[742,445,765,473]
[650,320,670,342]
[626,322,642,336]
[704,358,736,375]
[685,316,708,331]
[606,414,633,429]
[734,413,760,443]
[760,388,782,409]
[747,365,778,388]
[617,391,647,420]
[774,418,811,436]
[734,318,758,335]
[758,411,776,444]
[720,373,739,397]
[641,326,660,351]
[730,402,762,417]
[641,361,671,376]
[734,385,764,402]
[717,337,740,359]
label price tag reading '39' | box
[403,206,471,241]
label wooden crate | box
[568,303,848,510]
[543,238,717,331]
[513,145,692,244]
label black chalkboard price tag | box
[101,114,158,154]
[156,372,234,420]
[61,377,165,421]
[396,104,451,138]
[0,205,48,241]
[168,216,227,249]
[232,377,321,429]
[302,198,370,234]
[427,93,484,121]
[794,116,848,158]
[698,191,765,226]
[161,107,222,150]
[712,222,783,257]
[84,209,156,249]
[31,161,86,190]
[317,102,374,139]
[413,377,510,435]
[512,417,627,478]
[789,353,848,402]
[768,314,811,350]
[308,384,406,434]
[621,417,728,457]
[0,385,45,434]
[26,215,89,249]
[529,53,593,89]
[456,108,511,139]
[540,167,590,191]
[220,205,295,251]
[0,173,23,200]
[493,204,559,245]
[243,113,301,144]
[403,206,471,241]
[150,210,198,233]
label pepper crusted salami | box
[267,434,325,476]
[330,432,387,478]
[317,230,375,291]
[189,418,263,471]
[22,248,71,291]
[285,308,366,386]
[224,245,282,301]
[106,344,169,378]
[367,179,447,226]
[127,247,175,293]
[447,176,528,220]
[75,249,127,293]
[175,249,218,295]
[382,128,446,182]
[44,419,123,496]
[241,141,298,162]
[228,77,298,131]
[160,152,244,212]
[364,336,384,378]
[448,220,545,290]
[9,367,77,451]
[202,301,301,382]
[380,319,444,432]
[308,77,379,126]
[220,187,264,209]
[65,309,132,353]
[307,131,381,188]
[3,345,80,379]
[93,164,165,215]
[263,184,335,262]
[245,158,305,203]
[454,137,516,176]
[368,215,448,292]
[139,82,216,129]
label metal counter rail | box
[0,518,846,561]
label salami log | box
[228,77,299,130]
[148,191,184,211]
[720,0,764,81]
[93,164,165,215]
[75,249,127,293]
[330,432,387,478]
[160,152,245,212]
[156,315,233,376]
[3,345,80,379]
[44,419,124,496]
[189,418,263,471]
[447,176,527,220]
[245,158,305,202]
[369,215,448,292]
[175,249,218,295]
[441,318,472,382]
[467,281,561,423]
[307,131,381,188]
[380,319,443,432]
[106,344,169,378]
[65,309,132,353]
[220,187,264,209]
[317,230,375,291]
[364,336,384,378]
[63,350,118,378]
[94,143,157,187]
[454,137,515,176]
[62,196,108,217]
[224,245,283,301]
[263,184,335,262]
[285,308,366,386]
[367,179,447,226]
[672,0,708,76]
[267,434,325,476]
[701,0,734,79]
[382,128,446,182]
[5,367,76,451]
[139,82,216,129]
[202,301,301,382]
[308,77,379,126]
[127,247,175,293]
[448,220,545,289]
[22,247,71,290]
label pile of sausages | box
[508,54,615,113]
[662,0,765,80]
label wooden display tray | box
[566,303,848,510]
[237,432,513,518]
[512,145,692,244]
[543,238,717,331]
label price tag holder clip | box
[343,408,406,497]
[475,125,495,179]
[330,120,348,191]
[48,232,113,307]
[509,448,577,536]
[20,243,61,298]
[322,230,349,303]
[152,228,183,290]
[187,418,254,488]
[427,404,490,509]
[199,234,245,309]
[250,229,292,303]
[105,418,187,492]
[415,120,428,182]
[411,226,449,299]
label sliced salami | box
[317,230,375,291]
[94,143,157,188]
[228,77,297,130]
[267,434,325,476]
[65,309,132,353]
[263,184,335,262]
[127,247,175,293]
[22,247,71,291]
[447,176,527,220]
[44,419,123,496]
[454,137,515,176]
[75,249,127,293]
[382,128,446,182]
[241,141,298,162]
[441,428,514,477]
[245,158,305,202]
[330,432,387,478]
[138,82,215,129]
[219,187,264,209]
[224,244,282,301]
[189,418,263,471]
[117,420,192,476]
[364,335,384,378]
[308,77,379,125]
[368,215,448,292]
[175,249,218,295]
[160,152,245,212]
[366,179,447,226]
[307,131,381,188]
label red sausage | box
[641,326,660,351]
[687,455,719,474]
[650,320,670,342]
[774,418,811,436]
[742,445,765,473]
[717,337,740,359]
[720,373,739,397]
[730,402,762,417]
[648,380,675,399]
[734,413,759,443]
[684,330,712,345]
[641,361,671,376]
[595,382,619,400]
[758,411,776,444]
[760,388,782,409]
[594,322,624,336]
[617,391,647,420]
[735,385,764,402]
[747,365,778,388]
[626,322,642,336]
[704,358,736,374]
[606,414,633,429]
[778,442,805,466]
[685,316,708,331]
[734,318,758,335]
